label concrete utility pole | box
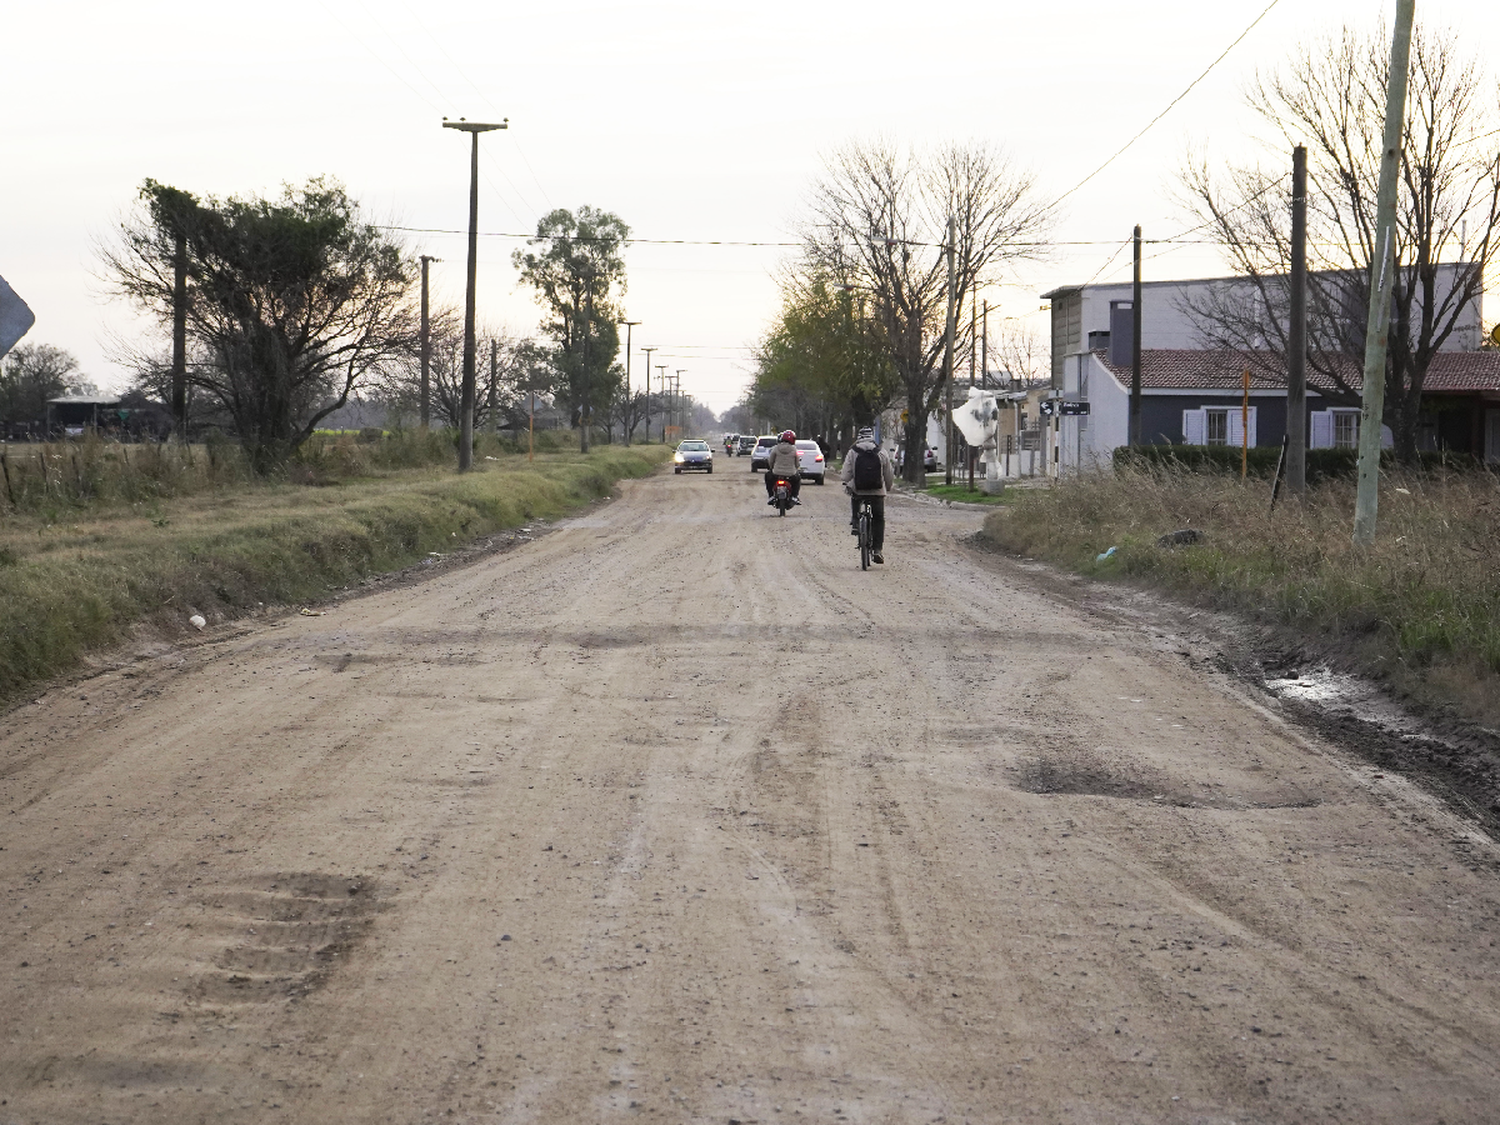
[642,346,657,442]
[442,117,508,471]
[418,255,439,430]
[675,370,686,438]
[1287,146,1308,497]
[942,215,957,487]
[618,320,639,445]
[1353,0,1414,547]
[1130,225,1143,448]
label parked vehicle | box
[794,439,825,484]
[673,439,714,473]
[750,435,777,471]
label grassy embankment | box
[979,463,1500,728]
[0,430,667,709]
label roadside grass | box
[0,439,667,709]
[981,463,1500,728]
[917,481,1012,505]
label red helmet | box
[780,430,796,443]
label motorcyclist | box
[841,425,895,564]
[764,429,803,506]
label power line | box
[1051,0,1285,209]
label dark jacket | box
[840,438,894,495]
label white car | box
[673,439,714,473]
[795,439,826,484]
[749,435,778,472]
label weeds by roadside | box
[0,442,667,709]
[981,463,1500,728]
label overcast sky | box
[6,0,1497,415]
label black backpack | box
[852,446,883,490]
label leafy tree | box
[102,177,420,473]
[800,141,1052,480]
[0,344,84,432]
[512,206,630,451]
[750,274,897,439]
[1177,24,1500,461]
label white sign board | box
[0,274,37,358]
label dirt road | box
[5,465,1500,1124]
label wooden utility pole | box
[442,118,507,471]
[487,338,498,435]
[1353,0,1415,547]
[642,346,656,442]
[981,300,988,389]
[1287,146,1308,497]
[942,215,957,486]
[655,365,667,441]
[580,288,593,453]
[419,255,439,430]
[1130,225,1143,448]
[171,229,187,441]
[618,320,639,445]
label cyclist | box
[764,429,803,506]
[840,426,894,563]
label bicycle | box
[855,495,875,570]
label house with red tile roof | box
[1041,271,1500,471]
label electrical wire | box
[1050,0,1285,210]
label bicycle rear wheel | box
[858,505,871,570]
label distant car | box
[736,435,757,456]
[924,446,938,471]
[673,439,714,473]
[750,435,778,472]
[794,439,826,484]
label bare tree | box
[1177,24,1500,460]
[800,140,1052,479]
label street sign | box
[0,274,36,358]
[1058,400,1091,416]
[1038,399,1056,417]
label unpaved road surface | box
[5,466,1500,1124]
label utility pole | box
[675,370,686,439]
[1354,0,1414,547]
[655,365,667,441]
[1130,224,1143,448]
[418,255,439,430]
[618,320,640,445]
[171,226,187,441]
[487,338,498,435]
[442,117,508,471]
[942,215,957,486]
[1288,145,1308,497]
[642,346,657,442]
[981,300,988,390]
[580,287,593,453]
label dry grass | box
[983,464,1500,728]
[0,441,667,709]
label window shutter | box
[1310,410,1333,449]
[1183,409,1206,445]
[1245,406,1257,448]
[1227,410,1244,447]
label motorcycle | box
[769,476,796,516]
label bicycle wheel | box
[858,505,871,570]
